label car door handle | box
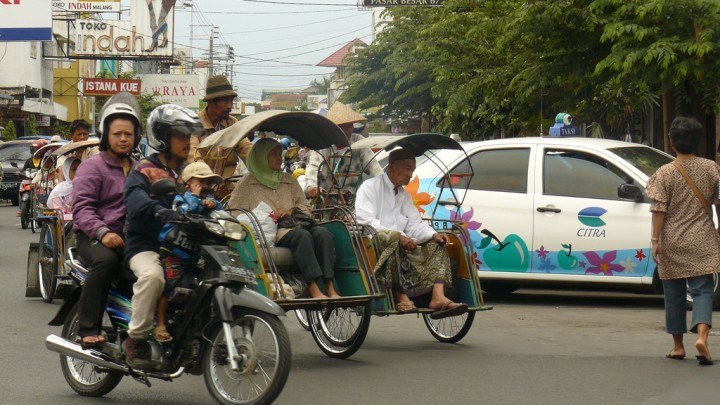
[537,206,561,213]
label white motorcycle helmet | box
[96,92,142,152]
[146,104,204,152]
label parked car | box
[0,140,35,205]
[410,137,720,307]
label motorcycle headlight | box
[204,220,225,237]
[219,219,245,241]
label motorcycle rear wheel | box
[203,309,291,405]
[20,200,29,229]
[60,306,123,397]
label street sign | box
[360,0,443,6]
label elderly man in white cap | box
[355,148,468,319]
[305,101,382,202]
[190,75,253,190]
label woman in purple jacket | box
[72,94,141,348]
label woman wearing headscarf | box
[227,138,339,299]
[647,116,720,366]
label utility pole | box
[208,26,216,76]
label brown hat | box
[327,101,366,126]
[204,75,238,102]
[388,148,417,163]
[182,162,223,185]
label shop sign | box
[0,0,52,41]
[141,74,199,108]
[84,78,142,96]
[361,0,443,6]
[52,0,120,12]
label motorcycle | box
[17,168,36,229]
[45,179,291,405]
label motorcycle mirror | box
[150,178,177,196]
[10,161,17,168]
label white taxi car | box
[410,137,719,307]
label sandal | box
[396,300,418,313]
[430,301,468,320]
[154,325,173,343]
[80,334,107,350]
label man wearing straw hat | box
[189,75,253,183]
[305,101,382,202]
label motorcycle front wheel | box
[19,200,29,229]
[203,309,291,405]
[60,305,123,397]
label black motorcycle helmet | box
[146,104,204,152]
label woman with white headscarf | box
[47,157,80,220]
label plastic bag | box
[237,201,278,247]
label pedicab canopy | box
[33,142,66,159]
[351,133,463,156]
[197,110,350,151]
[51,139,100,157]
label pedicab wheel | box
[422,311,475,344]
[203,309,291,405]
[38,221,58,303]
[60,305,123,397]
[295,309,311,331]
[308,303,371,359]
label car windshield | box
[0,144,31,162]
[608,146,672,177]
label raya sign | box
[0,0,52,42]
[84,78,142,96]
[71,0,176,59]
[141,74,200,108]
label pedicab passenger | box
[47,157,80,220]
[72,99,140,349]
[123,104,203,367]
[227,138,340,299]
[355,148,468,319]
[153,162,223,343]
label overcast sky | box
[169,0,375,102]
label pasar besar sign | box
[84,78,141,96]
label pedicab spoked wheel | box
[295,309,311,331]
[38,220,58,303]
[308,303,371,359]
[203,309,291,405]
[29,192,39,233]
[60,305,123,397]
[423,311,475,344]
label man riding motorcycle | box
[122,104,204,368]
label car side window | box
[448,148,530,193]
[543,149,633,200]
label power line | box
[237,0,359,6]
[176,7,360,15]
[242,24,371,57]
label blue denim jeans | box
[663,274,714,334]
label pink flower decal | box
[536,245,548,260]
[449,208,481,244]
[472,251,482,270]
[582,251,623,276]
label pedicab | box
[199,111,491,358]
[28,139,99,303]
[26,141,66,233]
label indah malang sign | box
[361,0,443,6]
[70,0,175,59]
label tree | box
[342,8,441,131]
[2,120,16,140]
[26,114,38,137]
[308,76,331,94]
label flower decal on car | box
[582,251,623,276]
[404,175,434,214]
[449,207,481,244]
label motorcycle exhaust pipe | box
[45,334,129,374]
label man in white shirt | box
[355,148,467,319]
